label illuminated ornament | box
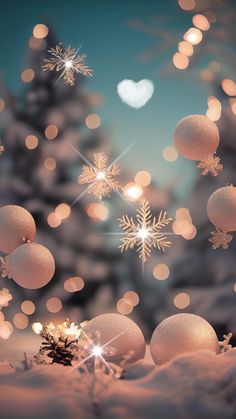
[118,199,172,263]
[1,243,55,289]
[207,185,236,249]
[78,152,121,200]
[42,44,93,86]
[0,205,36,254]
[150,313,220,365]
[174,114,223,176]
[83,313,146,366]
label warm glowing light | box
[163,146,178,162]
[173,52,189,70]
[172,220,193,236]
[33,24,49,39]
[21,68,35,83]
[87,203,109,221]
[46,297,62,313]
[21,300,35,315]
[184,28,203,45]
[85,114,101,129]
[206,96,222,121]
[0,98,5,112]
[44,157,56,171]
[25,134,38,150]
[55,203,71,220]
[65,60,72,69]
[182,225,197,240]
[123,291,140,307]
[221,79,236,97]
[117,298,133,315]
[13,313,29,329]
[135,170,151,187]
[91,345,103,357]
[153,263,170,280]
[96,171,105,180]
[47,212,61,228]
[45,124,58,140]
[137,227,149,240]
[192,14,210,31]
[178,41,194,57]
[229,99,236,116]
[123,182,143,201]
[175,207,192,222]
[32,322,43,334]
[174,292,190,309]
[64,276,85,292]
[201,69,214,82]
[178,0,195,10]
[0,322,13,339]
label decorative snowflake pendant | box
[118,199,172,263]
[209,228,233,249]
[197,154,223,176]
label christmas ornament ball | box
[7,243,55,289]
[150,313,219,365]
[83,313,146,366]
[207,185,236,232]
[0,205,36,254]
[174,115,220,161]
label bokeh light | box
[21,68,35,83]
[175,207,192,222]
[45,124,59,140]
[87,203,109,221]
[44,157,56,171]
[123,291,140,306]
[178,41,194,57]
[192,14,210,31]
[178,0,196,11]
[21,300,36,315]
[25,135,39,150]
[55,203,71,220]
[33,24,49,39]
[0,322,13,339]
[117,298,133,315]
[184,27,203,45]
[206,96,222,121]
[13,313,29,329]
[64,276,85,292]
[163,146,178,162]
[47,212,61,228]
[46,297,62,313]
[174,292,190,309]
[0,98,5,112]
[123,182,143,201]
[229,98,236,116]
[173,52,189,69]
[135,170,151,187]
[85,114,101,129]
[221,79,236,97]
[153,263,170,280]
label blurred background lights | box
[123,182,143,201]
[13,313,29,329]
[206,96,222,121]
[21,68,35,83]
[135,170,151,187]
[221,79,236,97]
[173,52,189,69]
[117,298,133,315]
[46,297,62,313]
[0,322,13,339]
[178,0,196,11]
[87,202,109,221]
[85,113,101,129]
[55,203,71,220]
[184,28,203,45]
[47,212,61,228]
[45,124,59,140]
[33,23,49,39]
[163,146,178,162]
[153,263,170,280]
[174,292,190,309]
[0,98,5,112]
[192,14,210,31]
[44,157,56,171]
[178,40,194,57]
[21,300,35,315]
[64,276,85,292]
[25,134,38,150]
[229,99,236,116]
[123,291,140,306]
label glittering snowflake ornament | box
[78,152,121,200]
[42,45,92,86]
[209,228,233,249]
[197,154,223,176]
[118,199,172,263]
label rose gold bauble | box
[7,243,55,289]
[174,115,220,161]
[207,185,236,232]
[150,313,219,365]
[83,313,146,366]
[0,205,36,254]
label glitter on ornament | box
[118,199,172,263]
[78,152,121,200]
[42,45,92,86]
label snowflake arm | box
[209,228,233,249]
[197,154,223,176]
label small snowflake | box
[219,333,232,352]
[197,154,223,176]
[78,152,121,200]
[42,45,92,86]
[209,228,233,249]
[118,199,172,263]
[0,288,12,308]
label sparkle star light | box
[42,44,93,86]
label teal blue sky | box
[0,0,213,199]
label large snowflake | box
[78,152,120,200]
[209,228,233,249]
[118,199,172,263]
[197,154,223,176]
[42,45,92,86]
